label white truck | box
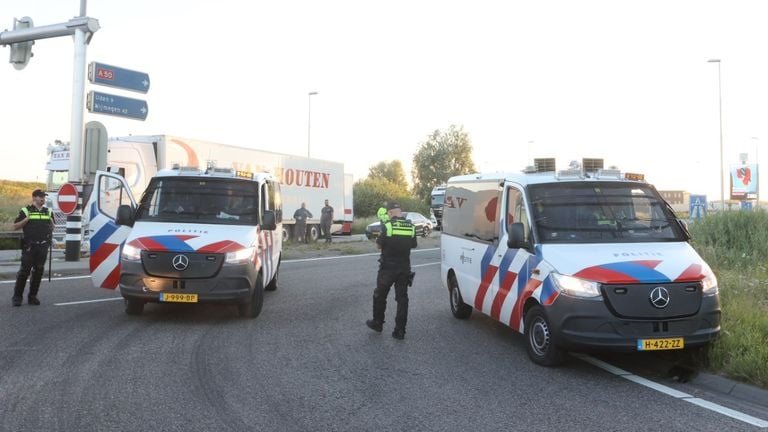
[44,135,354,249]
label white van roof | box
[447,170,647,187]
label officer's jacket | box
[376,216,417,269]
[15,206,53,243]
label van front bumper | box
[546,294,721,351]
[118,259,256,304]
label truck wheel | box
[308,225,320,242]
[449,275,472,319]
[238,274,264,319]
[125,298,144,316]
[265,258,280,291]
[524,305,564,366]
[282,226,291,243]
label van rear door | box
[86,171,136,289]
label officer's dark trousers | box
[13,243,48,300]
[295,222,307,243]
[373,267,409,331]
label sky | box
[2,0,767,202]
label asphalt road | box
[1,248,767,431]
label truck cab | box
[430,185,446,230]
[87,165,282,318]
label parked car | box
[365,211,433,239]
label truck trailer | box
[44,135,354,250]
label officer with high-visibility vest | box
[12,189,54,307]
[366,201,417,340]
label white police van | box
[440,160,720,365]
[87,165,282,318]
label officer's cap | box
[387,201,401,210]
[32,189,48,198]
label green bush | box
[689,210,768,388]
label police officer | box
[366,201,417,339]
[292,202,313,243]
[12,189,54,307]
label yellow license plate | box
[159,293,198,303]
[637,337,684,351]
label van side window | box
[505,187,529,242]
[443,181,500,243]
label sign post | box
[88,62,150,93]
[87,91,148,121]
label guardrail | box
[0,231,22,240]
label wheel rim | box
[451,285,460,309]
[529,316,551,356]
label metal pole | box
[307,91,317,158]
[65,1,89,261]
[708,59,724,210]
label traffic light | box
[9,17,34,70]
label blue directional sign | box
[88,62,150,94]
[87,91,148,121]
[689,194,707,220]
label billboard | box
[730,164,758,199]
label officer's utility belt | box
[26,240,50,246]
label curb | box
[691,372,768,407]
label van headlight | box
[225,246,257,265]
[701,269,719,296]
[121,244,142,261]
[551,273,601,298]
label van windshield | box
[528,182,684,244]
[136,177,260,226]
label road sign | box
[57,183,78,215]
[87,91,148,121]
[88,62,150,93]
[689,194,707,219]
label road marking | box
[55,297,123,306]
[412,262,440,268]
[283,248,439,264]
[573,353,768,428]
[0,275,91,284]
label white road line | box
[55,297,123,306]
[0,275,91,284]
[412,262,440,268]
[283,247,439,264]
[574,353,768,428]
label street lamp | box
[307,91,318,158]
[708,59,724,209]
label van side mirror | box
[677,219,691,241]
[261,210,277,231]
[116,204,135,227]
[507,222,529,249]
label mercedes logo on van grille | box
[172,254,189,271]
[649,286,670,309]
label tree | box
[353,176,403,218]
[368,160,408,191]
[411,125,476,202]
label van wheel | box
[524,305,564,366]
[125,298,144,316]
[422,226,432,238]
[449,275,472,319]
[238,274,264,318]
[265,259,280,291]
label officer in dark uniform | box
[366,201,417,339]
[12,189,54,307]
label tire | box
[308,225,320,242]
[282,226,291,243]
[265,257,280,291]
[125,298,144,316]
[524,305,564,366]
[238,273,264,319]
[449,275,472,319]
[422,226,432,238]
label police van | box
[440,160,720,365]
[87,164,282,318]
